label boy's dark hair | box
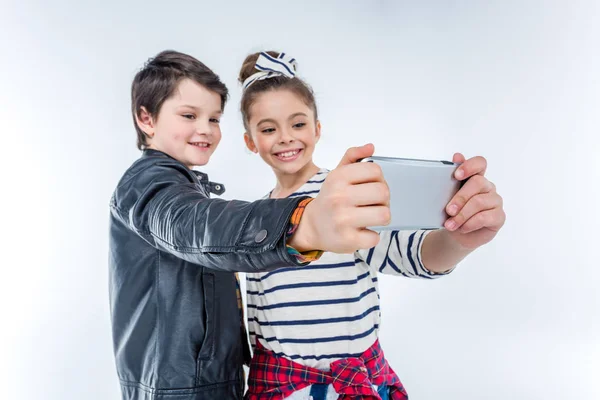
[238,51,318,132]
[131,50,229,150]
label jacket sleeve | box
[110,160,308,272]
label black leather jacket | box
[109,149,306,399]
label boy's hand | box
[443,153,506,249]
[289,144,390,254]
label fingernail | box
[448,204,458,215]
[455,169,464,179]
[446,220,456,231]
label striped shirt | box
[246,168,452,374]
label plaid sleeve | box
[286,198,323,263]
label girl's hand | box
[444,153,506,249]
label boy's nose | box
[195,121,212,135]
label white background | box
[1,0,598,399]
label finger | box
[457,208,506,234]
[339,161,385,184]
[351,229,381,252]
[454,156,487,180]
[336,143,375,168]
[446,175,496,216]
[348,205,391,229]
[452,153,466,164]
[445,192,502,231]
[347,182,390,206]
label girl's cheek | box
[258,140,272,154]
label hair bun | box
[238,50,282,84]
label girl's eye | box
[293,122,306,129]
[182,114,195,120]
[261,128,276,134]
[210,118,220,123]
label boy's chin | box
[189,159,211,168]
[184,154,213,169]
[186,149,216,168]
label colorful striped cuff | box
[286,198,323,263]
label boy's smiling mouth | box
[189,141,211,150]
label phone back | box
[364,156,462,231]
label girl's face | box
[244,89,320,176]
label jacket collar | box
[141,149,226,196]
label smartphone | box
[361,156,463,231]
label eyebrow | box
[256,118,277,126]
[179,105,222,115]
[288,112,308,120]
[256,113,308,126]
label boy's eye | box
[261,128,276,134]
[182,114,195,120]
[293,122,306,129]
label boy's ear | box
[244,132,258,153]
[315,120,322,143]
[135,106,155,138]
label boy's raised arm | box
[111,144,391,273]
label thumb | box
[336,143,375,168]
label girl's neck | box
[270,161,320,199]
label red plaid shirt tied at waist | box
[245,339,409,400]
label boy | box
[109,50,390,400]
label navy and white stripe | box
[242,51,298,90]
[246,169,453,372]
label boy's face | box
[137,78,222,168]
[244,89,320,176]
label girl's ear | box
[244,132,258,153]
[315,120,322,143]
[136,106,155,138]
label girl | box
[238,51,505,400]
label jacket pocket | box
[197,271,215,360]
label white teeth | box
[278,150,299,158]
[192,143,209,147]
